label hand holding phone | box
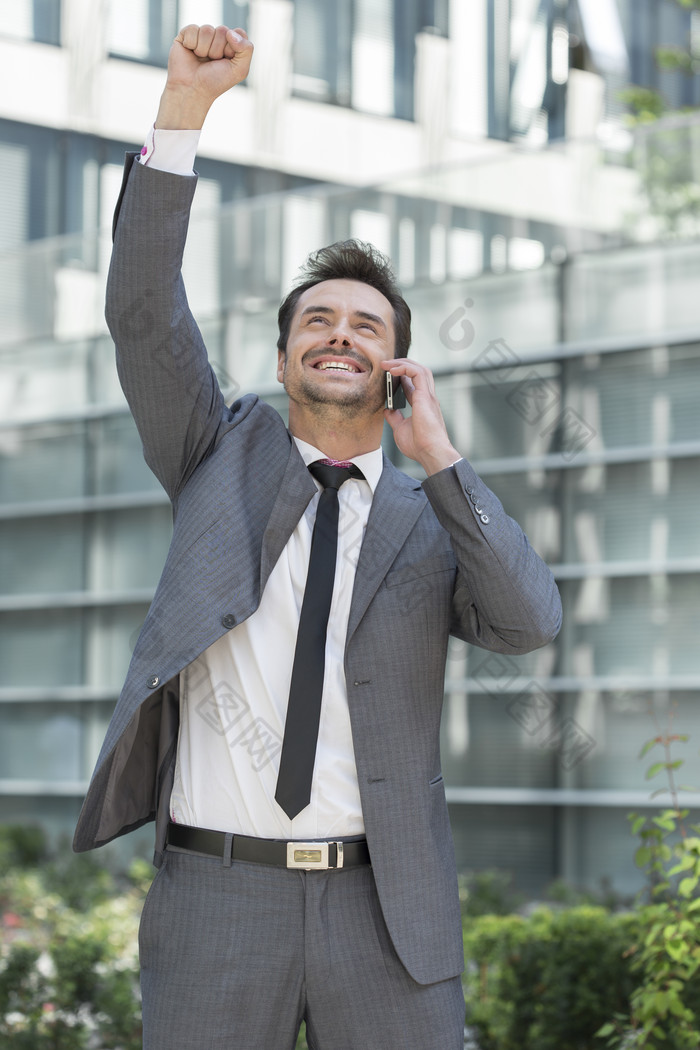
[386,369,406,410]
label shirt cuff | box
[139,125,200,176]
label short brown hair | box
[277,239,411,358]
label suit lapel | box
[346,456,425,642]
[260,438,317,593]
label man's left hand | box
[383,360,461,476]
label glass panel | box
[448,803,557,896]
[480,455,700,568]
[0,508,171,597]
[107,0,179,65]
[454,344,700,463]
[293,0,353,104]
[560,574,700,678]
[566,245,700,343]
[558,806,645,897]
[0,610,83,687]
[0,422,87,503]
[0,339,90,422]
[450,801,647,897]
[564,690,700,792]
[0,0,59,44]
[441,692,559,789]
[0,703,82,781]
[0,516,85,595]
[443,687,700,796]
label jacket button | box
[470,493,478,504]
[222,614,237,629]
[147,675,160,689]
[465,485,474,494]
[480,514,490,524]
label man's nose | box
[327,322,353,347]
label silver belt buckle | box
[286,840,343,870]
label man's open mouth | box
[310,356,366,374]
[314,361,360,373]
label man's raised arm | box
[105,25,254,500]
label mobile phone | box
[386,370,406,410]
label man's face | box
[277,279,395,414]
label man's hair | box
[277,239,411,358]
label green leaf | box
[631,815,647,836]
[646,762,667,780]
[669,854,696,875]
[635,845,652,868]
[640,738,662,758]
[679,877,697,898]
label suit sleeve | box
[422,459,562,654]
[104,154,226,500]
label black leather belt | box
[167,822,370,870]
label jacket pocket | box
[385,551,456,589]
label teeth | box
[317,361,357,372]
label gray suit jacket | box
[73,156,562,985]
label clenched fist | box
[156,24,254,130]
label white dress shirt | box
[169,435,383,839]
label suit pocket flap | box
[385,550,456,588]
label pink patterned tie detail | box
[318,457,355,468]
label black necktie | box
[275,460,364,820]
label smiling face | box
[277,278,395,416]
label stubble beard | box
[282,362,386,417]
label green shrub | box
[0,851,144,1049]
[598,808,700,1049]
[463,906,637,1050]
[596,721,700,1048]
[459,869,525,918]
[0,824,47,870]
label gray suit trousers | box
[140,849,465,1050]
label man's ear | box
[276,349,285,384]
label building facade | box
[1,0,699,896]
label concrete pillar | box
[248,0,293,157]
[61,0,109,127]
[415,30,451,165]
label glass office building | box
[1,0,699,896]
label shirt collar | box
[292,436,383,495]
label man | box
[74,23,562,1050]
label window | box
[107,1,249,68]
[107,0,179,66]
[292,0,448,119]
[0,0,61,45]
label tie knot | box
[309,460,364,491]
